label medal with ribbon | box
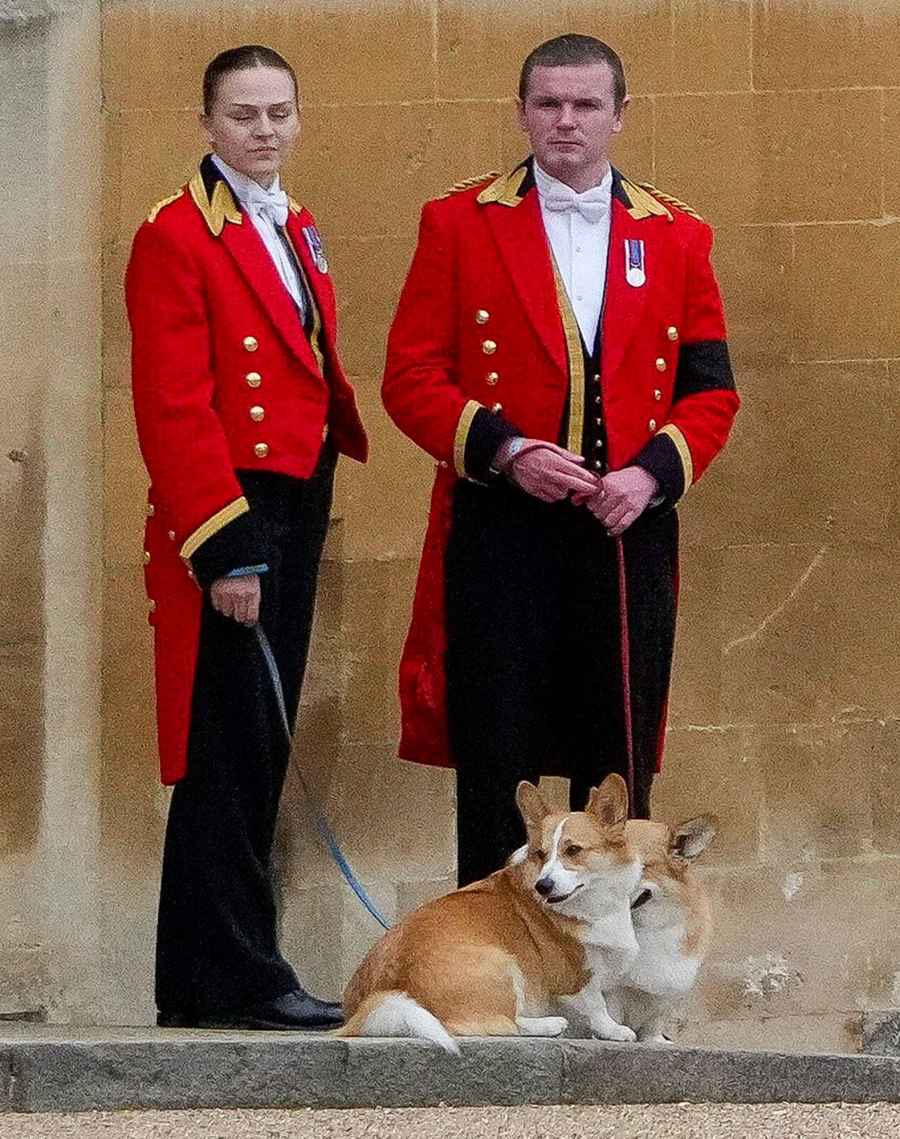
[625,239,646,288]
[302,225,329,274]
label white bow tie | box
[542,186,609,224]
[245,186,289,228]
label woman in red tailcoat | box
[126,45,366,1030]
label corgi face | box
[515,774,640,913]
[626,816,717,928]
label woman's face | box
[202,65,299,187]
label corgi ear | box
[516,781,550,827]
[670,815,718,861]
[586,773,629,828]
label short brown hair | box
[519,35,626,111]
[203,45,298,114]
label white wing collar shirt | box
[534,161,613,349]
[211,153,308,322]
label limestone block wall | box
[91,0,900,1043]
[0,0,104,1022]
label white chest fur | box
[626,920,700,995]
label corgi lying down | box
[339,774,715,1053]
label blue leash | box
[254,624,391,931]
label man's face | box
[518,62,626,190]
[201,65,300,187]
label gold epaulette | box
[638,182,705,222]
[439,171,499,199]
[288,196,303,216]
[147,189,184,223]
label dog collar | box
[631,889,652,911]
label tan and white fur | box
[605,814,717,1043]
[338,773,641,1053]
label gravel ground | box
[1,1104,899,1138]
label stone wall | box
[1,0,897,1044]
[0,0,103,1021]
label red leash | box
[614,535,636,813]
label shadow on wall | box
[0,412,46,855]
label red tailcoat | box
[126,157,367,784]
[382,161,739,769]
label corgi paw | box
[516,1015,569,1037]
[593,1020,637,1043]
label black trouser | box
[445,480,677,888]
[155,444,335,1017]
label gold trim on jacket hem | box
[180,496,250,560]
[550,257,586,454]
[453,400,482,477]
[658,423,694,492]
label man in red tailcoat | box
[126,46,366,1029]
[382,34,739,886]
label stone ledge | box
[1,1029,900,1113]
[862,1010,900,1056]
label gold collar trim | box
[619,177,674,223]
[476,165,529,208]
[188,172,243,237]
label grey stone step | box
[862,1011,900,1056]
[1,1028,899,1114]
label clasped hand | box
[506,442,658,537]
[571,466,659,537]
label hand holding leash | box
[504,439,598,502]
[210,574,261,625]
[573,466,659,537]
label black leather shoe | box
[158,989,344,1031]
[157,1009,191,1028]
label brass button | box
[249,405,265,423]
[482,339,497,355]
[595,417,603,427]
[167,529,176,541]
[648,418,657,431]
[187,569,195,580]
[148,599,156,613]
[653,389,662,401]
[491,402,503,414]
[594,439,603,450]
[655,357,666,372]
[243,336,259,352]
[592,373,600,383]
[254,442,270,458]
[486,372,499,386]
[245,371,262,388]
[146,502,155,518]
[592,460,603,471]
[475,309,490,325]
[143,550,151,565]
[594,395,602,405]
[322,424,329,441]
[667,326,679,341]
[438,460,448,469]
